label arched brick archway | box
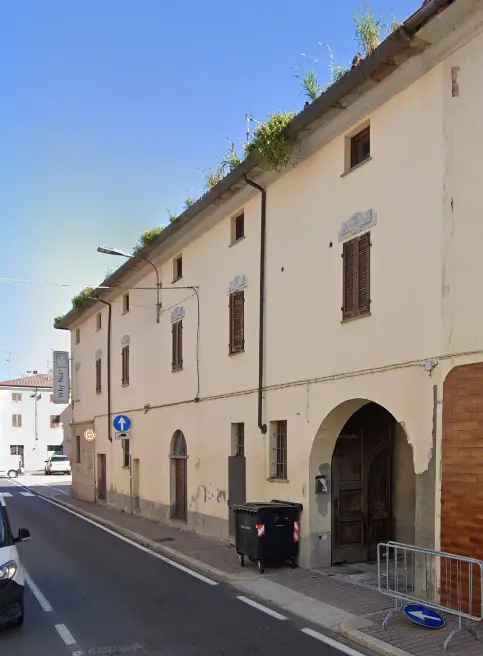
[308,399,415,568]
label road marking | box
[0,496,5,506]
[20,491,35,496]
[55,624,77,646]
[237,596,287,620]
[25,571,53,612]
[53,487,69,496]
[301,628,366,656]
[36,494,219,587]
[0,492,13,497]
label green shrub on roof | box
[245,113,296,171]
[72,287,95,310]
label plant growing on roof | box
[302,71,323,102]
[327,45,348,83]
[184,197,195,209]
[167,209,177,223]
[72,287,95,310]
[245,112,296,171]
[354,9,382,57]
[135,227,163,252]
[54,316,64,329]
[206,142,243,190]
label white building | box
[0,373,68,471]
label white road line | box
[55,624,77,646]
[0,492,13,497]
[36,494,219,587]
[237,596,288,620]
[53,487,69,496]
[301,628,366,656]
[20,491,35,497]
[0,497,5,506]
[25,571,53,612]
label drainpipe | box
[244,176,267,434]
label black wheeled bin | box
[234,500,303,573]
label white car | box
[0,498,30,627]
[0,455,22,480]
[44,455,71,475]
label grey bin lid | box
[234,500,303,513]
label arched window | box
[171,430,187,458]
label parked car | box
[44,455,71,475]
[0,498,30,627]
[0,455,22,480]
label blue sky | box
[0,0,420,379]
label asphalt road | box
[0,479,370,656]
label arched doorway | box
[308,399,415,569]
[170,430,187,521]
[331,403,396,564]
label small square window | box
[350,125,370,169]
[231,212,245,244]
[173,255,183,282]
[122,294,130,314]
[12,414,22,428]
[75,328,80,344]
[11,393,22,402]
[50,415,61,429]
[96,312,102,331]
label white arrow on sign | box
[118,417,127,430]
[408,609,441,623]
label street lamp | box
[97,246,162,323]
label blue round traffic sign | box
[404,604,446,629]
[113,415,132,432]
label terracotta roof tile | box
[0,373,53,389]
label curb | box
[17,484,416,656]
[338,624,414,656]
[30,489,233,584]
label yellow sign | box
[84,429,96,442]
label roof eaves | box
[56,0,454,331]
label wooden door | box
[332,432,367,563]
[332,404,393,564]
[97,454,106,500]
[174,458,187,521]
[228,455,246,536]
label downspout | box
[244,176,267,434]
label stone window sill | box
[341,156,372,178]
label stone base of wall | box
[106,490,229,543]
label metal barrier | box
[377,541,483,650]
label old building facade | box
[58,0,483,568]
[0,373,67,471]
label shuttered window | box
[172,320,183,372]
[350,126,370,168]
[270,420,287,480]
[229,291,245,354]
[122,438,130,468]
[96,358,102,394]
[121,345,130,386]
[342,232,371,320]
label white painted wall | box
[0,387,68,470]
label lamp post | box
[97,247,162,323]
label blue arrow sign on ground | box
[404,604,446,629]
[113,415,132,432]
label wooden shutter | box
[229,292,244,353]
[343,233,371,319]
[343,240,355,319]
[358,233,371,314]
[172,321,183,371]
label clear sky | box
[1,0,420,379]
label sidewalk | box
[24,482,483,656]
